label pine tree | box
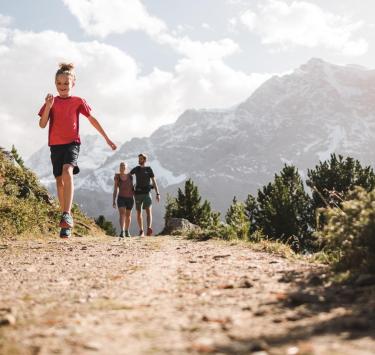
[225,196,249,239]
[255,165,314,251]
[95,215,116,236]
[11,145,25,169]
[164,179,219,228]
[307,153,375,211]
[176,179,202,224]
[244,194,258,233]
[164,194,178,219]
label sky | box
[1,0,375,158]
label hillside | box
[0,148,103,239]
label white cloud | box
[240,10,256,31]
[0,24,272,158]
[228,17,239,34]
[157,33,240,60]
[0,14,12,27]
[63,0,240,62]
[0,14,12,45]
[62,0,166,38]
[172,57,272,110]
[238,0,368,56]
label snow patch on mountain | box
[317,126,346,161]
[323,65,362,98]
[151,160,187,187]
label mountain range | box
[27,58,375,233]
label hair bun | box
[59,62,75,71]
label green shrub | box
[0,193,58,235]
[188,223,239,241]
[0,150,61,237]
[316,187,375,272]
[95,215,116,236]
[0,150,96,238]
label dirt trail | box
[0,236,374,355]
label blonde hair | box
[55,62,75,82]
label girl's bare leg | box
[55,176,64,212]
[61,164,74,213]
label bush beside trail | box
[0,148,100,239]
[165,156,375,275]
[316,187,375,273]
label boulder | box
[162,217,200,235]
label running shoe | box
[119,230,125,238]
[59,212,74,229]
[146,227,153,236]
[59,227,71,238]
[125,230,131,238]
[139,230,144,237]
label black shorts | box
[117,196,134,210]
[50,143,80,178]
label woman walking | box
[113,162,134,238]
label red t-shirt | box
[38,96,91,146]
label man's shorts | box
[117,196,134,210]
[135,193,152,210]
[50,143,80,178]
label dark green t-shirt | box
[130,166,154,194]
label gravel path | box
[0,236,374,354]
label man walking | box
[130,153,160,236]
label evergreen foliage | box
[317,187,375,273]
[307,153,375,211]
[95,215,116,236]
[11,145,25,169]
[164,179,220,229]
[244,194,257,234]
[225,196,249,239]
[254,165,314,251]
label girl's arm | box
[87,115,117,150]
[113,177,119,208]
[39,94,54,128]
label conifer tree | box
[11,145,25,169]
[164,179,219,228]
[176,179,202,223]
[225,196,249,239]
[95,215,116,236]
[255,165,313,250]
[307,153,375,211]
[164,194,178,220]
[244,194,258,233]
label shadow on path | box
[215,269,375,354]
